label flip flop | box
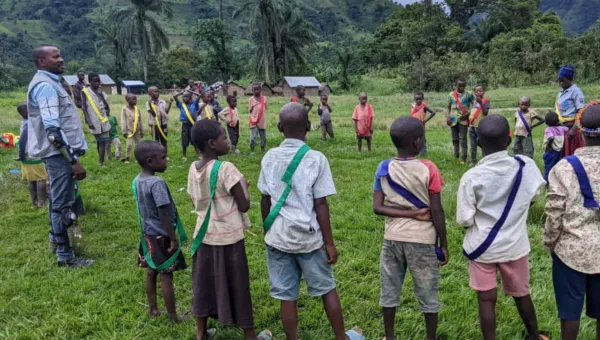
[346,327,365,340]
[257,329,272,340]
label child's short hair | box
[226,95,236,104]
[456,76,467,84]
[474,85,484,90]
[17,102,27,117]
[296,85,305,91]
[88,72,100,81]
[545,111,559,126]
[390,117,424,150]
[192,119,222,152]
[134,140,163,167]
[252,82,261,89]
[414,91,424,98]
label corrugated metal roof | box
[62,74,116,85]
[99,74,116,85]
[284,76,320,88]
[62,75,78,86]
[122,80,145,87]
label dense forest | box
[0,0,599,92]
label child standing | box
[121,94,144,164]
[173,90,201,161]
[81,72,111,167]
[133,141,187,323]
[352,92,374,153]
[544,104,600,340]
[292,86,316,130]
[16,102,47,208]
[373,116,448,340]
[318,95,334,141]
[513,97,544,159]
[218,95,241,154]
[457,115,548,340]
[146,86,173,155]
[468,86,490,165]
[258,102,364,340]
[447,77,475,164]
[542,111,568,182]
[249,83,267,153]
[410,92,436,156]
[187,119,271,340]
[108,113,122,161]
[198,91,219,122]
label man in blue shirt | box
[173,90,201,161]
[27,45,92,268]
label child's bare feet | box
[149,309,161,318]
[168,313,190,324]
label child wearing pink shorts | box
[456,115,548,340]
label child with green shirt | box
[108,114,122,161]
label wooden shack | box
[245,82,275,96]
[227,82,246,97]
[281,76,321,97]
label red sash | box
[249,96,265,125]
[452,91,468,115]
[411,103,426,117]
[366,104,373,131]
[469,98,488,126]
[291,96,297,103]
[228,107,236,127]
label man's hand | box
[168,239,178,254]
[413,208,432,221]
[439,247,449,266]
[568,125,578,138]
[72,160,86,180]
[326,244,338,264]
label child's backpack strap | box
[463,156,526,261]
[564,156,600,209]
[191,160,223,256]
[379,159,444,260]
[263,144,311,232]
[132,175,188,271]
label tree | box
[112,0,174,82]
[194,19,233,92]
[164,48,204,88]
[337,48,352,90]
[234,0,284,82]
[275,4,316,78]
[95,22,128,75]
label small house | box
[281,76,321,97]
[62,74,118,95]
[227,82,246,97]
[245,82,276,96]
[121,80,146,95]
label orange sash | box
[228,107,236,127]
[469,98,489,126]
[366,104,373,131]
[452,91,468,115]
[291,96,297,103]
[411,103,426,117]
[249,96,265,125]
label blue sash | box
[377,159,444,261]
[564,156,600,209]
[463,156,525,261]
[517,111,532,135]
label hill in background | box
[541,0,600,34]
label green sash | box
[263,144,311,232]
[132,176,188,271]
[191,160,222,256]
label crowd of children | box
[14,64,599,339]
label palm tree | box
[112,0,173,82]
[234,0,284,82]
[95,22,128,73]
[275,5,316,77]
[337,48,353,90]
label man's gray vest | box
[27,71,86,159]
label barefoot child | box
[544,103,600,340]
[457,115,548,340]
[173,90,201,161]
[121,94,144,164]
[249,83,267,153]
[218,95,241,154]
[447,77,475,164]
[146,86,173,155]
[468,86,490,165]
[133,141,187,323]
[352,92,374,152]
[373,116,448,340]
[16,102,48,207]
[258,102,364,340]
[411,92,436,156]
[81,72,111,167]
[188,119,271,340]
[108,113,122,161]
[542,111,568,182]
[513,97,544,159]
[318,95,334,141]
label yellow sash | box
[556,101,576,123]
[151,102,168,140]
[128,106,139,138]
[183,102,195,124]
[82,88,108,123]
[204,105,213,120]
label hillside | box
[540,0,600,34]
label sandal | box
[257,329,272,340]
[346,326,365,340]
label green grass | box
[0,87,597,339]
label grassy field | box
[1,85,599,339]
